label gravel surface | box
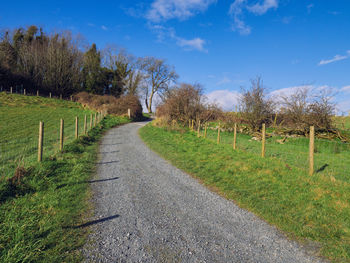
[83,122,325,263]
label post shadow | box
[65,214,120,229]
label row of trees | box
[156,78,336,133]
[0,25,178,112]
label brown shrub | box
[74,92,143,118]
[240,77,275,131]
[280,87,335,131]
[108,95,143,118]
[156,83,222,127]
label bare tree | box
[280,86,336,130]
[240,77,275,131]
[141,57,178,113]
[280,86,310,128]
[102,46,144,95]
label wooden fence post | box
[90,114,93,129]
[84,115,87,135]
[70,95,73,101]
[60,94,62,100]
[191,120,194,131]
[128,108,131,119]
[217,125,221,144]
[94,113,97,126]
[38,122,44,162]
[10,87,12,94]
[37,90,39,96]
[23,89,26,95]
[197,120,201,137]
[49,92,52,98]
[204,123,207,138]
[233,123,237,150]
[60,119,64,151]
[75,116,79,139]
[261,123,266,158]
[309,126,315,176]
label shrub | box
[156,83,221,126]
[240,77,275,131]
[73,92,143,119]
[280,87,335,131]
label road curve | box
[83,122,324,263]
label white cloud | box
[149,24,207,52]
[101,25,108,31]
[341,86,350,93]
[176,37,207,52]
[229,0,278,35]
[206,89,240,111]
[247,0,278,15]
[318,54,348,66]
[147,0,216,22]
[269,85,313,98]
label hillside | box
[0,93,95,177]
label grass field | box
[139,124,350,262]
[0,92,96,177]
[0,110,130,262]
[203,125,350,183]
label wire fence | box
[192,122,350,183]
[0,91,103,178]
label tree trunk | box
[148,91,155,113]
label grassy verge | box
[0,92,95,176]
[139,124,350,263]
[203,126,350,183]
[0,115,130,262]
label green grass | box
[0,92,96,177]
[204,125,350,183]
[0,114,130,262]
[139,124,350,263]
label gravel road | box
[83,122,325,263]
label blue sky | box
[1,0,350,113]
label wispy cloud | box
[318,51,350,66]
[216,76,232,85]
[269,85,313,98]
[101,25,108,31]
[341,86,350,93]
[206,89,240,111]
[247,0,278,15]
[147,0,216,22]
[229,0,279,35]
[149,24,207,52]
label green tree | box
[82,44,104,94]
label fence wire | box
[0,90,96,178]
[196,124,349,183]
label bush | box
[108,95,143,119]
[156,83,221,126]
[240,77,275,131]
[73,92,143,119]
[280,87,335,131]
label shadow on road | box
[66,215,120,229]
[56,177,119,189]
[96,160,119,165]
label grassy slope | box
[139,124,350,263]
[204,127,350,183]
[0,93,95,176]
[0,94,131,262]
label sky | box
[1,0,350,113]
